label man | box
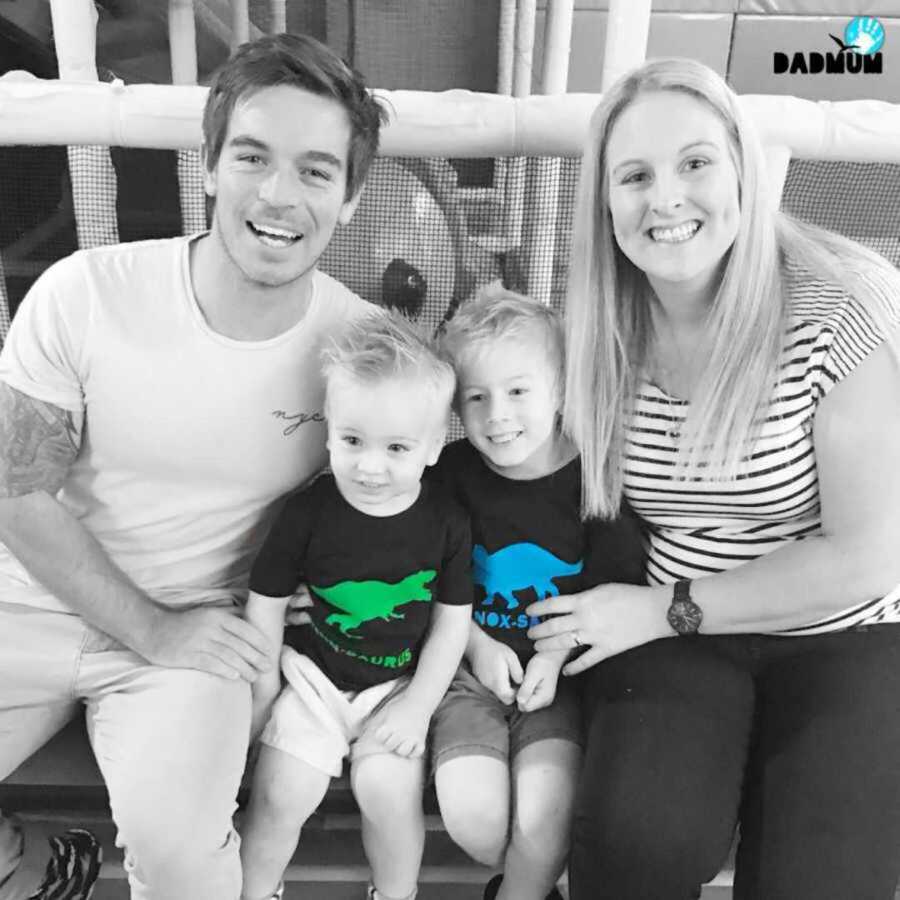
[0,33,384,900]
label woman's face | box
[605,90,741,304]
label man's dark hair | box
[202,33,386,199]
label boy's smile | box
[457,334,562,480]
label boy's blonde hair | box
[438,285,565,400]
[322,308,456,419]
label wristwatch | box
[667,579,703,635]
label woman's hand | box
[526,583,672,675]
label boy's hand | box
[516,653,564,712]
[365,693,430,758]
[469,634,524,705]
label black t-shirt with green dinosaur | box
[431,439,645,663]
[249,474,472,690]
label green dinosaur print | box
[312,569,437,639]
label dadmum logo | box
[774,16,885,75]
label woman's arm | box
[528,340,900,670]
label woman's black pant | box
[570,626,900,900]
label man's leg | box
[570,637,756,900]
[0,604,84,900]
[735,626,900,900]
[82,648,250,900]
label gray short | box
[430,660,583,773]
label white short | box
[259,647,406,777]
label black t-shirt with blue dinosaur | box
[249,475,472,691]
[432,438,645,663]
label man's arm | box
[0,383,271,681]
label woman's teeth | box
[650,221,701,243]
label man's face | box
[203,84,360,293]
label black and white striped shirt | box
[625,273,900,634]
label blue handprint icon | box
[844,17,885,56]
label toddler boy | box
[240,310,472,900]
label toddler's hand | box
[365,694,429,758]
[469,634,523,705]
[516,653,563,712]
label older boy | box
[240,311,471,900]
[0,34,382,900]
[432,288,644,900]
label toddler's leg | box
[434,755,509,867]
[351,752,425,900]
[498,738,581,900]
[240,745,331,900]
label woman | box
[526,58,900,900]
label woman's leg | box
[735,625,900,900]
[570,637,755,900]
[240,746,331,900]
[498,738,581,900]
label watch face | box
[668,598,703,635]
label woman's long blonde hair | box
[565,57,900,519]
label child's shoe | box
[366,885,418,900]
[482,874,564,900]
[26,828,102,900]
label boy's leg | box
[240,745,331,900]
[430,665,512,867]
[434,755,509,867]
[498,738,581,900]
[242,650,359,900]
[351,752,425,900]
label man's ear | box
[200,142,217,197]
[337,188,363,226]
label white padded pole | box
[49,0,119,249]
[232,0,250,48]
[523,0,575,305]
[602,0,651,91]
[3,79,900,165]
[269,0,287,33]
[169,0,198,86]
[168,0,205,236]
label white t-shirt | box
[0,236,370,612]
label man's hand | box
[285,584,313,626]
[364,693,430,758]
[136,604,273,682]
[468,632,523,705]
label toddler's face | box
[326,375,445,516]
[457,334,560,480]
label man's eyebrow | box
[302,150,344,170]
[227,135,269,152]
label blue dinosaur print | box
[471,542,583,611]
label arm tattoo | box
[0,383,83,498]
